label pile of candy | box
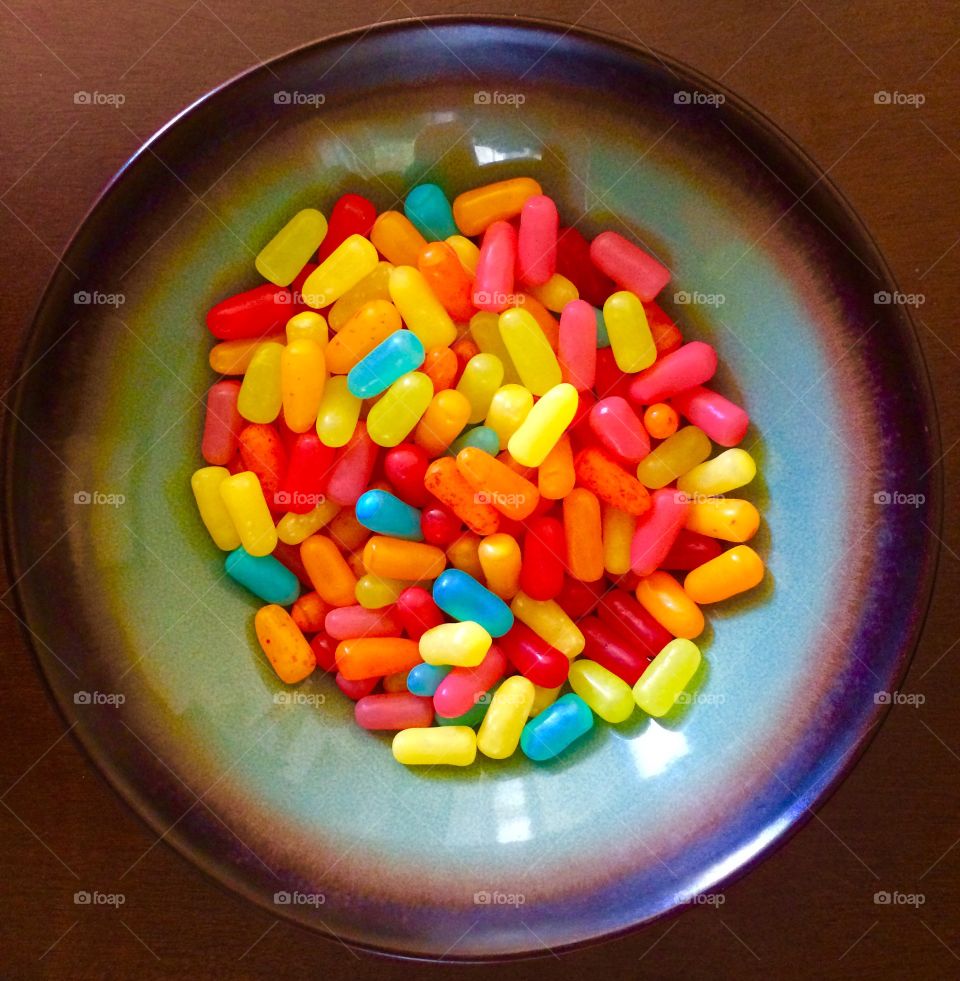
[191,178,765,767]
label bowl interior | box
[4,18,938,958]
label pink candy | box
[671,385,750,446]
[325,422,378,505]
[589,230,670,302]
[557,299,598,392]
[433,644,507,718]
[517,195,559,286]
[589,396,650,465]
[354,692,434,730]
[202,379,243,465]
[630,488,690,575]
[629,341,717,404]
[325,604,404,640]
[473,220,517,312]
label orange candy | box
[538,434,575,500]
[209,335,285,375]
[327,507,373,552]
[336,637,422,680]
[686,498,760,543]
[563,488,604,582]
[422,346,458,391]
[362,535,447,580]
[455,447,540,521]
[423,456,502,536]
[290,591,331,633]
[515,294,560,350]
[418,242,476,322]
[415,389,472,457]
[446,531,485,580]
[325,300,401,374]
[452,177,543,236]
[300,534,358,607]
[574,446,651,516]
[643,403,679,440]
[370,211,428,266]
[684,545,764,603]
[635,571,705,639]
[255,605,317,684]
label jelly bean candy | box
[315,375,362,448]
[630,489,690,576]
[519,515,566,601]
[456,353,504,423]
[498,308,561,396]
[452,177,542,236]
[628,341,717,404]
[318,193,376,262]
[556,226,616,307]
[477,675,535,759]
[417,242,476,322]
[255,604,316,684]
[225,547,300,605]
[302,234,379,308]
[371,211,429,267]
[393,726,477,766]
[219,471,277,556]
[356,574,408,609]
[538,435,575,500]
[517,194,558,287]
[455,446,540,521]
[446,234,481,275]
[574,446,651,516]
[636,571,704,639]
[348,330,425,399]
[433,568,514,637]
[325,422,378,504]
[473,220,516,314]
[328,263,394,331]
[336,673,379,700]
[256,208,328,286]
[209,336,286,376]
[499,621,569,687]
[635,426,712,489]
[407,662,452,697]
[285,311,328,345]
[336,636,422,680]
[590,397,650,466]
[300,534,357,606]
[367,372,434,448]
[597,589,674,660]
[602,291,656,373]
[589,230,670,302]
[520,693,593,761]
[192,466,241,550]
[207,284,292,340]
[355,691,434,730]
[661,529,724,571]
[470,312,521,385]
[557,299,597,392]
[383,443,431,508]
[237,341,283,423]
[363,535,447,580]
[447,425,500,457]
[325,299,401,374]
[433,644,508,718]
[388,266,457,350]
[601,504,635,576]
[420,503,463,547]
[508,382,578,467]
[404,183,458,240]
[579,616,651,685]
[527,273,578,313]
[683,545,764,603]
[677,448,757,498]
[569,660,634,724]
[563,488,604,582]
[633,638,702,717]
[478,533,522,600]
[671,385,749,447]
[202,380,243,465]
[424,456,501,536]
[355,489,422,541]
[278,433,331,514]
[420,620,492,667]
[485,384,533,449]
[685,498,760,542]
[510,591,584,658]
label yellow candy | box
[303,234,379,309]
[633,638,702,717]
[508,382,578,467]
[393,726,477,766]
[447,532,484,580]
[569,660,634,723]
[527,273,578,313]
[484,384,533,450]
[191,467,240,550]
[677,448,757,498]
[686,498,760,542]
[456,353,504,423]
[328,262,393,331]
[510,592,584,657]
[355,574,408,609]
[219,471,277,557]
[255,208,328,286]
[636,426,712,489]
[477,676,535,759]
[419,620,491,667]
[529,685,563,717]
[415,389,471,456]
[602,505,636,576]
[315,375,362,447]
[276,500,340,545]
[237,341,283,423]
[469,311,521,385]
[208,336,283,376]
[603,291,656,373]
[446,234,480,276]
[498,307,560,395]
[366,372,434,447]
[280,338,326,433]
[285,311,328,345]
[478,533,522,599]
[388,266,457,350]
[371,211,428,266]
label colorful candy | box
[683,545,764,603]
[226,547,300,605]
[392,726,476,766]
[477,676,536,758]
[508,382,578,467]
[520,693,593,761]
[433,568,514,637]
[256,208,328,286]
[632,639,702,717]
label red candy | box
[579,615,650,684]
[597,591,673,660]
[383,443,431,507]
[355,692,434,730]
[326,422,378,505]
[279,433,333,514]
[556,226,616,307]
[317,193,376,262]
[629,488,690,576]
[206,284,293,340]
[519,516,566,600]
[394,586,445,641]
[661,529,724,571]
[499,622,569,688]
[628,341,718,405]
[202,380,243,465]
[589,397,650,466]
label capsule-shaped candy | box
[684,545,764,603]
[508,382,578,467]
[538,434,575,500]
[324,603,403,639]
[404,183,458,240]
[672,385,749,447]
[292,591,332,634]
[280,338,326,433]
[325,422,378,505]
[484,384,533,449]
[417,243,475,322]
[580,616,650,685]
[446,234,481,275]
[499,621,569,687]
[225,547,300,605]
[477,676,535,759]
[498,308,561,395]
[394,586,445,640]
[422,345,459,392]
[590,396,650,467]
[597,590,673,660]
[355,692,434,730]
[367,372,434,448]
[633,638,702,717]
[677,448,757,497]
[407,662,452,697]
[392,726,477,766]
[420,503,464,547]
[557,299,597,391]
[628,341,717,404]
[662,529,724,571]
[202,380,243,465]
[424,457,501,536]
[356,574,408,609]
[419,620,492,668]
[686,498,760,542]
[208,336,285,376]
[527,273,578,313]
[636,571,704,639]
[455,447,539,521]
[456,353,504,423]
[630,488,690,575]
[602,505,635,576]
[383,443,430,507]
[519,516,566,601]
[192,466,241,550]
[388,266,457,350]
[278,433,332,514]
[517,194,558,287]
[433,568,514,637]
[602,291,656,373]
[529,684,563,717]
[237,341,283,423]
[315,375,362,448]
[371,211,429,267]
[254,604,316,684]
[569,660,634,724]
[446,532,483,579]
[347,330,425,398]
[326,299,401,374]
[206,284,292,340]
[563,488,604,582]
[218,471,277,556]
[473,221,516,313]
[255,208,328,286]
[433,644,507,718]
[452,177,542,236]
[285,311,328,345]
[318,193,376,262]
[469,312,521,385]
[355,490,422,541]
[328,262,393,331]
[574,446,652,516]
[520,693,593,761]
[478,533,522,600]
[276,500,339,545]
[300,534,357,606]
[635,426,712,489]
[510,592,584,658]
[590,230,670,302]
[363,535,446,580]
[447,425,499,457]
[302,234,378,308]
[336,636,422,680]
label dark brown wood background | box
[1,2,958,977]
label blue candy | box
[520,694,594,761]
[347,330,425,398]
[447,425,500,457]
[403,183,458,241]
[355,490,423,541]
[407,662,452,697]
[432,569,514,637]
[225,548,300,605]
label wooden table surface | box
[1,1,958,977]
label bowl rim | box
[1,13,943,963]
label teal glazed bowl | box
[3,16,940,959]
